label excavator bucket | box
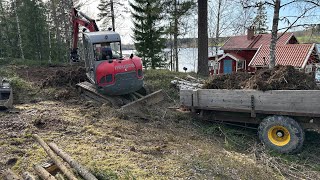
[0,78,13,109]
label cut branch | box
[33,164,57,180]
[33,134,78,180]
[48,143,98,180]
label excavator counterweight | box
[0,78,13,109]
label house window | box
[237,60,245,69]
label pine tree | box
[18,0,50,61]
[97,0,127,31]
[253,2,268,34]
[130,0,166,69]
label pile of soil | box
[203,72,252,89]
[203,65,318,91]
[42,67,87,87]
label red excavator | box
[70,8,163,107]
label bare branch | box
[277,5,318,40]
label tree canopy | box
[130,0,166,69]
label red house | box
[212,28,319,74]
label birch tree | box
[13,0,24,60]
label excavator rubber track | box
[76,81,164,109]
[0,78,13,109]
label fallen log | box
[33,134,77,180]
[22,172,35,180]
[3,169,22,180]
[33,164,57,180]
[48,143,98,180]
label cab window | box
[94,42,122,61]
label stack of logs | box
[3,134,98,180]
[171,75,204,90]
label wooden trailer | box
[180,89,320,153]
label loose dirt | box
[203,65,318,91]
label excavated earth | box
[204,65,319,91]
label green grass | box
[144,69,200,100]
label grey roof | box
[84,31,121,43]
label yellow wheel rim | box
[267,126,291,146]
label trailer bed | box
[180,89,320,118]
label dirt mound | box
[243,66,318,91]
[42,67,87,87]
[203,72,252,89]
[203,65,318,91]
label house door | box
[224,60,233,74]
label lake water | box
[123,47,223,72]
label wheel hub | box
[276,130,284,138]
[267,126,291,147]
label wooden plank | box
[180,89,320,117]
[121,90,164,110]
[180,90,193,107]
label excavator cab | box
[81,31,143,95]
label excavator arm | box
[70,8,99,62]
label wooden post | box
[33,164,57,180]
[22,172,36,180]
[48,143,98,180]
[3,169,22,180]
[33,134,77,180]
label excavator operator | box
[95,43,113,61]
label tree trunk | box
[197,0,209,77]
[269,0,280,69]
[13,0,24,60]
[33,164,57,180]
[174,0,179,72]
[48,143,98,180]
[214,0,222,75]
[33,134,78,180]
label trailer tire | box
[258,116,305,154]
